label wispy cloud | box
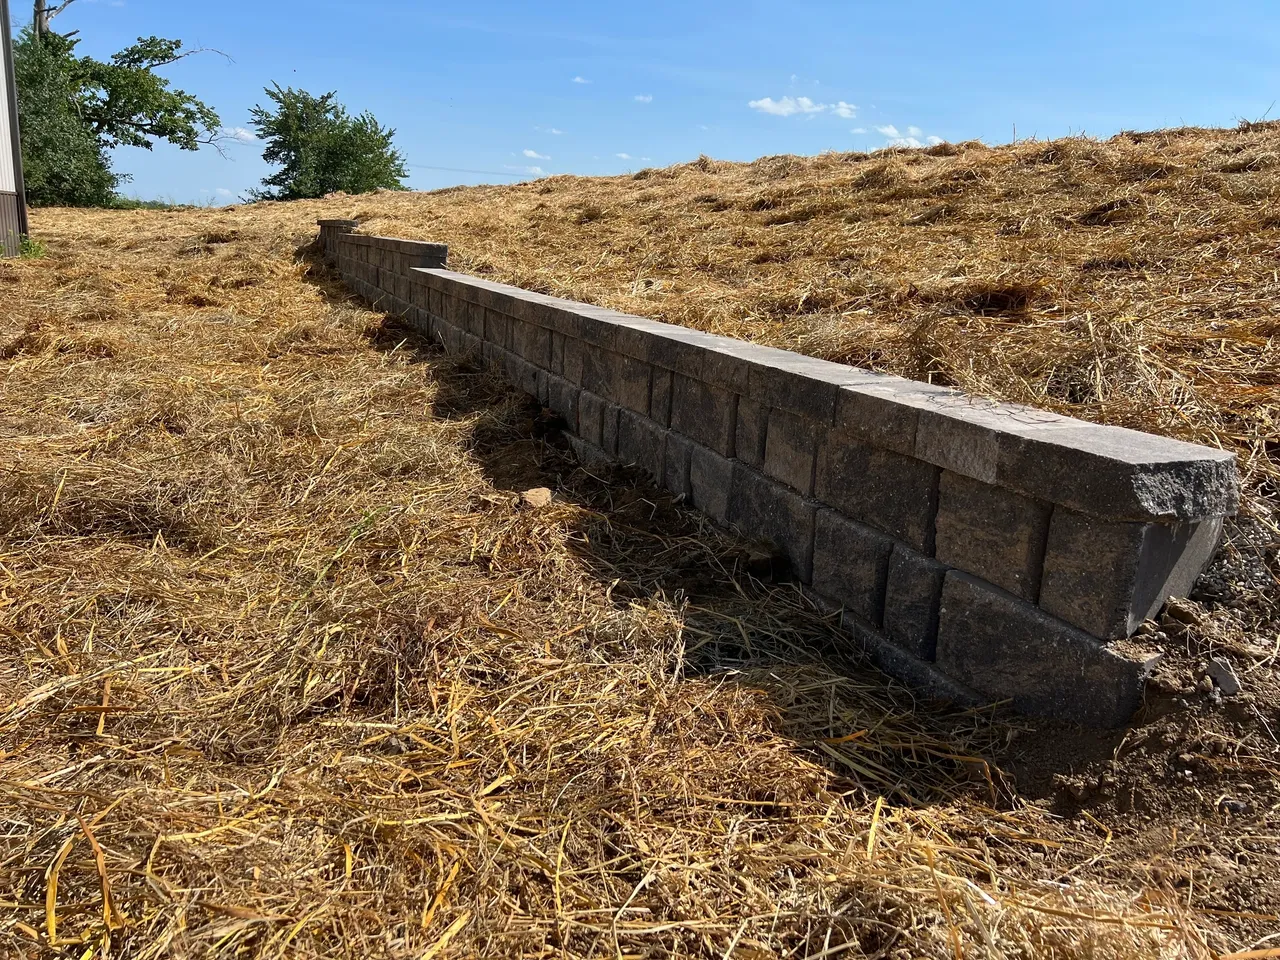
[875,124,945,149]
[506,164,546,176]
[748,96,826,117]
[215,188,234,197]
[634,94,653,103]
[851,127,867,134]
[536,126,564,135]
[523,148,550,160]
[615,153,633,160]
[222,126,256,143]
[572,76,591,84]
[749,96,857,119]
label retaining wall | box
[317,219,1240,727]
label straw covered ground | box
[2,123,1278,958]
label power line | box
[405,163,529,179]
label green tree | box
[249,85,408,201]
[14,1,224,206]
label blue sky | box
[30,0,1280,204]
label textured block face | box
[815,440,939,552]
[583,349,651,415]
[561,336,585,383]
[600,401,622,455]
[811,511,894,627]
[997,426,1239,522]
[670,375,737,456]
[578,391,607,448]
[935,472,1051,602]
[735,398,768,468]
[650,367,674,428]
[689,445,734,522]
[617,410,667,480]
[1040,511,1224,640]
[764,409,820,496]
[510,318,552,368]
[664,431,694,498]
[544,375,580,432]
[727,467,817,581]
[883,545,947,660]
[936,573,1160,727]
[484,309,512,351]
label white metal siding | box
[0,53,12,192]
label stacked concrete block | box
[317,221,1240,727]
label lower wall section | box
[1,191,23,258]
[317,220,1239,727]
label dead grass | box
[2,124,1278,958]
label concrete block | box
[1040,510,1224,640]
[484,309,511,350]
[735,398,768,468]
[746,354,886,424]
[582,349,651,415]
[936,572,1162,727]
[562,336,585,384]
[998,425,1239,523]
[815,439,939,553]
[544,375,580,431]
[811,510,894,627]
[884,544,947,661]
[689,445,734,522]
[728,466,818,581]
[508,354,542,398]
[549,332,565,377]
[934,472,1051,602]
[764,409,820,496]
[578,391,607,447]
[651,368,674,428]
[511,318,552,368]
[838,618,983,707]
[670,375,737,457]
[644,327,757,393]
[664,431,694,498]
[600,402,622,455]
[617,410,667,480]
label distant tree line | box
[12,1,407,206]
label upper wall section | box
[318,219,1239,727]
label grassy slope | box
[1,127,1277,958]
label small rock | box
[1165,599,1203,626]
[521,487,554,509]
[1197,675,1216,695]
[1206,658,1242,696]
[1217,798,1250,816]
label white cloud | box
[523,148,550,160]
[634,94,653,103]
[222,126,255,143]
[927,135,945,146]
[572,76,590,84]
[907,125,923,137]
[887,137,924,148]
[874,124,900,137]
[748,95,826,117]
[505,165,545,176]
[536,126,564,135]
[615,153,633,160]
[832,101,858,119]
[215,188,234,197]
[851,127,867,134]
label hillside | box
[2,125,1277,958]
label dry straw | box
[2,123,1277,958]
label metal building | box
[0,0,28,257]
